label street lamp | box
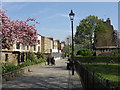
[69,10,75,75]
[67,38,69,58]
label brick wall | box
[2,51,27,66]
[95,18,116,47]
[2,52,18,66]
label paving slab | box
[2,59,83,90]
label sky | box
[1,2,118,41]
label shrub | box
[112,49,120,56]
[35,52,45,59]
[76,48,93,56]
[27,52,37,61]
[2,52,46,73]
[74,56,120,64]
[2,63,20,73]
[18,60,31,67]
[18,59,46,67]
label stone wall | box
[2,62,45,83]
[2,51,27,66]
[1,51,18,66]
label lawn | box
[84,63,120,86]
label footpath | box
[2,58,83,90]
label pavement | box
[2,58,83,90]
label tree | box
[0,9,39,49]
[64,35,72,45]
[75,15,107,49]
[76,48,93,56]
[62,45,70,55]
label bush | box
[18,60,31,67]
[27,52,37,61]
[2,63,20,73]
[74,56,120,64]
[19,59,46,68]
[112,49,120,56]
[2,52,46,73]
[76,48,93,56]
[35,52,45,59]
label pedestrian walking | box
[51,57,55,65]
[47,55,51,65]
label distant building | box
[52,40,60,53]
[44,37,51,53]
[60,41,65,49]
[41,36,45,53]
[2,31,65,65]
[60,41,65,53]
[48,37,54,53]
[36,34,42,52]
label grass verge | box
[84,63,120,86]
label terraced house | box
[44,37,52,53]
[2,32,65,65]
[2,42,28,65]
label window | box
[21,44,25,50]
[5,54,8,61]
[21,53,24,62]
[38,46,40,52]
[38,40,40,44]
[27,46,29,50]
[16,42,20,49]
[34,45,36,51]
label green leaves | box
[75,15,107,49]
[76,48,93,56]
[112,49,120,56]
[2,63,20,73]
[35,52,45,59]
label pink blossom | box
[1,9,38,49]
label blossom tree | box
[0,9,39,49]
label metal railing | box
[74,61,119,90]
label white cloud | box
[45,14,59,19]
[60,14,69,18]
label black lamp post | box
[69,10,75,75]
[67,38,69,58]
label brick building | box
[44,37,51,53]
[95,18,119,56]
[2,34,42,65]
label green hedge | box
[74,56,120,63]
[2,63,20,73]
[2,52,46,74]
[18,59,46,67]
[2,59,46,74]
